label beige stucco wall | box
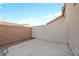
[65,3,79,55]
[32,16,67,44]
[0,25,32,45]
[32,26,44,39]
[43,23,67,44]
[47,16,64,25]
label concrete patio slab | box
[6,39,73,56]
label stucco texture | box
[65,3,79,55]
[0,25,32,45]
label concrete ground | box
[1,39,72,56]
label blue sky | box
[0,3,64,26]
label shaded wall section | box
[0,25,32,45]
[65,3,79,55]
[32,26,44,39]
